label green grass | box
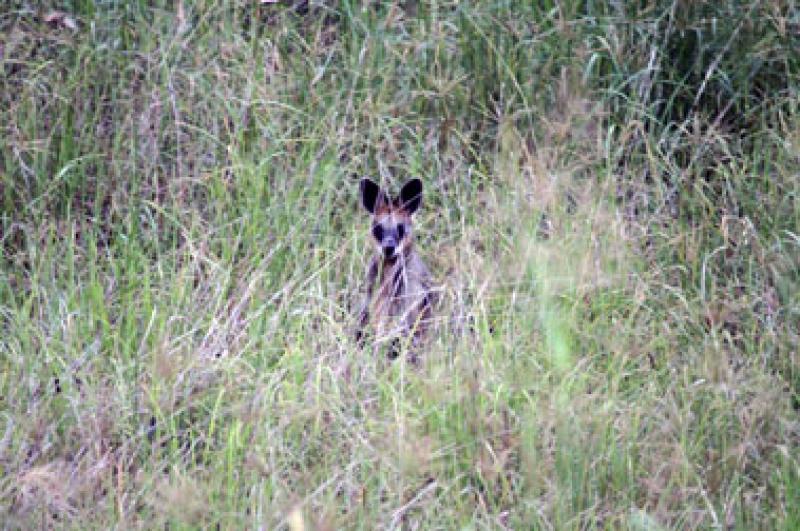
[1,1,799,528]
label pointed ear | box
[359,178,384,214]
[399,178,422,215]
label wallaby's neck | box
[379,242,414,269]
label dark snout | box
[382,236,398,258]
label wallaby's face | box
[359,178,422,260]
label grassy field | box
[1,1,799,529]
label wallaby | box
[355,178,435,361]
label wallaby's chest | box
[370,255,430,332]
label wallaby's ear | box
[359,178,383,214]
[399,178,422,215]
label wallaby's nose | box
[383,245,396,258]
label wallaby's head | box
[359,178,422,261]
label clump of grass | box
[1,1,798,528]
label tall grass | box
[1,1,798,528]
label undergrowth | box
[1,1,798,529]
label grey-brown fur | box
[355,178,435,359]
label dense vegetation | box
[1,1,798,528]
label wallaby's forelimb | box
[355,256,379,346]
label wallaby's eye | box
[396,224,405,240]
[372,225,383,240]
